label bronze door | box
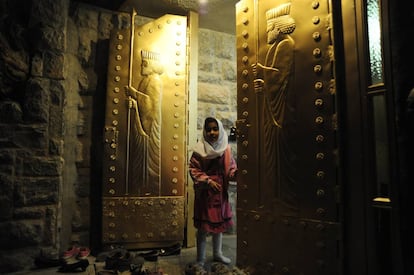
[101,13,188,249]
[236,0,340,273]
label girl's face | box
[205,121,219,144]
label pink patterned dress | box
[189,146,237,233]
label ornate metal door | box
[236,0,341,273]
[101,12,188,249]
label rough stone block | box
[0,196,13,221]
[0,149,15,165]
[30,0,68,29]
[198,71,222,83]
[24,78,50,123]
[43,51,65,80]
[78,27,98,64]
[66,18,79,55]
[78,69,89,92]
[98,12,114,40]
[199,57,214,73]
[75,7,99,30]
[31,54,44,77]
[0,101,23,123]
[49,80,65,106]
[0,251,34,274]
[14,177,60,206]
[49,138,64,156]
[221,60,236,81]
[215,32,236,60]
[49,105,64,138]
[39,26,66,52]
[22,156,63,177]
[11,125,48,150]
[198,82,230,104]
[0,124,48,150]
[0,221,42,249]
[199,29,215,57]
[44,207,57,246]
[0,165,13,175]
[13,207,45,220]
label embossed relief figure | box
[252,3,297,206]
[126,50,164,195]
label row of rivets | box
[167,21,186,196]
[105,32,125,191]
[107,229,179,241]
[111,32,124,136]
[311,1,328,222]
[239,0,251,182]
[105,198,179,205]
[238,6,251,257]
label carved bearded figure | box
[253,3,297,207]
[127,50,164,195]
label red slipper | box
[77,247,91,259]
[62,246,80,259]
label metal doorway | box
[101,11,189,249]
[236,0,340,273]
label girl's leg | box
[212,232,231,264]
[196,230,207,265]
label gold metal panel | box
[102,12,188,248]
[237,209,340,274]
[102,196,185,248]
[236,0,340,273]
[237,0,338,217]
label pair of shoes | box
[58,259,89,272]
[34,255,63,269]
[105,251,128,270]
[96,247,128,262]
[105,251,144,273]
[62,246,79,259]
[137,250,158,262]
[78,247,91,259]
[62,246,91,260]
[105,251,144,272]
[159,243,181,257]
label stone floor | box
[11,234,237,275]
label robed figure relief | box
[126,50,164,196]
[102,12,188,248]
[252,3,297,207]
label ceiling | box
[77,0,239,34]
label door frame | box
[339,0,403,274]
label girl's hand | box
[208,179,222,192]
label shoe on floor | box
[96,247,128,262]
[77,247,91,259]
[58,258,89,273]
[34,255,63,269]
[62,246,80,259]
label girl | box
[189,117,237,266]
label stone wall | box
[0,1,237,272]
[197,29,237,135]
[0,0,70,272]
[197,29,238,234]
[0,1,116,272]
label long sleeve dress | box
[189,145,237,233]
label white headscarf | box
[192,118,228,159]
